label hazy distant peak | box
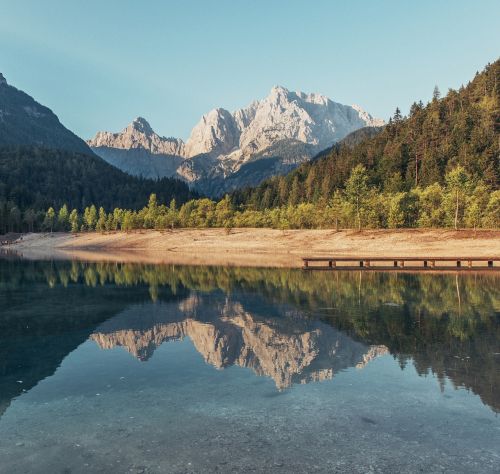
[0,73,7,86]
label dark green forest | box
[233,59,499,209]
[0,146,195,233]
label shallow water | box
[0,259,499,473]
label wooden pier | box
[302,256,500,271]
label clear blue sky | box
[1,0,499,140]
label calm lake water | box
[0,258,499,473]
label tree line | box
[3,163,495,234]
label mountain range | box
[0,74,194,213]
[88,86,384,195]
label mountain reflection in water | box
[90,298,388,389]
[0,259,499,416]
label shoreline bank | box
[3,228,500,268]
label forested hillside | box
[0,146,195,233]
[233,60,499,209]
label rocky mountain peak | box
[89,85,383,193]
[88,118,186,157]
[130,116,153,135]
[184,107,240,158]
[269,85,290,97]
[0,73,7,86]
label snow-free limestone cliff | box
[88,86,383,195]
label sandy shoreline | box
[2,228,499,268]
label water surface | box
[0,259,499,473]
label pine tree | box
[9,206,21,232]
[120,211,131,232]
[96,207,107,232]
[43,207,56,232]
[345,165,370,231]
[57,204,69,231]
[83,205,98,231]
[288,176,301,206]
[113,208,123,230]
[278,177,289,206]
[393,107,402,122]
[144,193,158,228]
[330,190,343,231]
[23,209,36,232]
[445,166,470,230]
[69,209,79,233]
[433,85,441,101]
[305,167,317,201]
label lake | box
[0,258,499,473]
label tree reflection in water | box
[0,258,498,414]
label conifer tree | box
[44,207,56,232]
[69,209,79,233]
[445,166,470,230]
[288,176,301,206]
[345,165,369,231]
[23,209,36,232]
[57,204,69,231]
[83,205,97,231]
[433,85,441,100]
[96,207,107,232]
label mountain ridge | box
[88,86,383,195]
[0,73,93,155]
